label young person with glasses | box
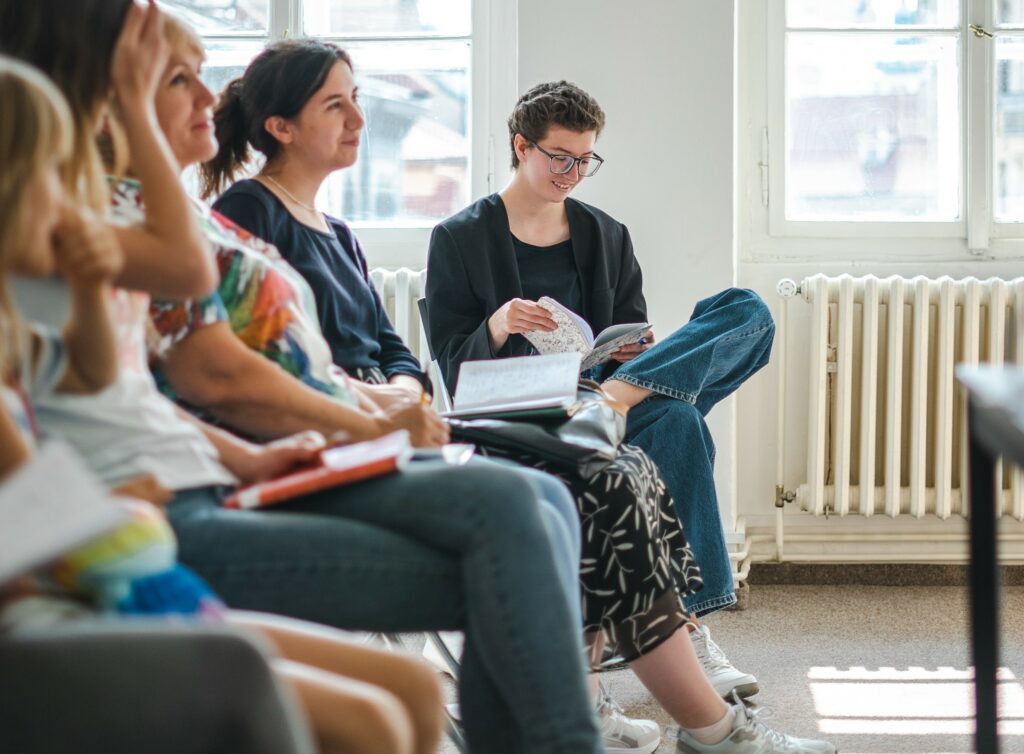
[425,81,830,754]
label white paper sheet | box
[0,442,127,586]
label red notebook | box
[224,431,413,509]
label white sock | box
[683,705,736,745]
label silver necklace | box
[261,173,319,214]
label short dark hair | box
[507,81,605,169]
[201,39,353,199]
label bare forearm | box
[388,373,424,395]
[115,104,215,297]
[164,349,382,442]
[203,392,381,442]
[62,283,118,392]
[173,407,255,476]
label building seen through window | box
[164,0,471,227]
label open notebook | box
[444,352,581,419]
[0,442,128,586]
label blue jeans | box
[608,288,775,616]
[166,460,600,754]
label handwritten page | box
[0,442,127,586]
[448,353,581,416]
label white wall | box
[516,0,741,528]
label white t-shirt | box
[15,277,236,490]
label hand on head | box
[110,0,169,116]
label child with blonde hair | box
[0,51,441,754]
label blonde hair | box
[0,56,73,378]
[162,10,204,58]
[98,11,204,175]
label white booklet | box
[445,352,581,418]
[523,296,650,371]
[0,442,127,586]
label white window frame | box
[741,0,1024,262]
[196,0,517,268]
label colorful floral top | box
[107,177,357,409]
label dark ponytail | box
[199,39,353,200]
[201,78,250,199]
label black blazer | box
[425,193,647,390]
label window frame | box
[192,0,517,268]
[743,0,1024,262]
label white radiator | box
[369,267,429,367]
[779,274,1024,521]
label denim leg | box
[169,463,600,754]
[476,457,583,629]
[609,288,775,615]
[625,399,735,615]
[609,288,775,406]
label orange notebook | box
[224,431,413,509]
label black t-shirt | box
[511,235,583,315]
[213,179,429,391]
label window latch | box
[969,24,994,39]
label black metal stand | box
[967,401,1000,754]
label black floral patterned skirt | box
[353,369,702,662]
[474,442,704,664]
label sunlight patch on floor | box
[808,666,1024,738]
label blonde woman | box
[0,51,444,754]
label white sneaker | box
[597,688,662,754]
[675,699,836,753]
[421,631,462,677]
[690,625,759,699]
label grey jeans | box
[168,459,601,754]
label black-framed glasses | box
[528,141,604,177]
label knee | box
[396,661,445,748]
[466,466,550,540]
[652,401,715,456]
[347,689,416,754]
[724,288,775,334]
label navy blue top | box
[511,235,583,315]
[213,179,430,392]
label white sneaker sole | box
[603,738,661,754]
[717,680,759,699]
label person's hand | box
[234,431,327,485]
[488,298,558,342]
[53,204,123,289]
[111,473,173,506]
[110,0,169,118]
[610,329,655,363]
[362,382,423,411]
[377,398,449,448]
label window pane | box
[199,39,266,100]
[317,41,470,226]
[787,0,958,29]
[304,0,471,38]
[998,0,1024,27]
[995,37,1024,221]
[786,34,960,221]
[161,0,268,34]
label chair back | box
[417,298,454,412]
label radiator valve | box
[775,484,796,507]
[776,278,799,299]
